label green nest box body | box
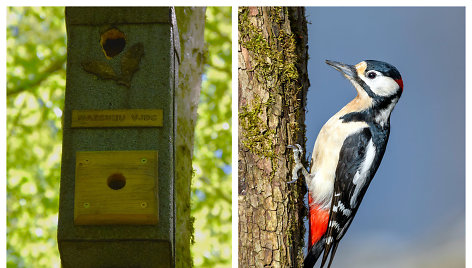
[58,7,179,268]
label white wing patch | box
[350,138,376,207]
[332,200,351,216]
[342,208,351,217]
[329,220,340,230]
[326,236,333,244]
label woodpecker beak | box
[325,60,357,80]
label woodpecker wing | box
[320,127,386,268]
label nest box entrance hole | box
[100,28,126,59]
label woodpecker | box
[289,60,403,268]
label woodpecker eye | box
[367,72,377,79]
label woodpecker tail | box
[304,235,326,268]
[304,194,330,268]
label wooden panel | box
[74,150,158,225]
[71,109,163,128]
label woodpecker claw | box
[287,144,302,151]
[288,144,306,184]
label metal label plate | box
[71,109,163,128]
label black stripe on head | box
[365,60,402,80]
[353,75,376,98]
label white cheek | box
[362,76,399,97]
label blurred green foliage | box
[7,7,65,268]
[191,7,232,268]
[7,7,231,268]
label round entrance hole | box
[100,28,126,59]
[107,173,126,190]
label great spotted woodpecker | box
[289,60,403,268]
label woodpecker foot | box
[287,144,304,184]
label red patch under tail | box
[308,194,329,247]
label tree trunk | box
[238,7,309,268]
[175,7,206,268]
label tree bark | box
[175,7,206,268]
[238,7,309,268]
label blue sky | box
[305,7,464,267]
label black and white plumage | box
[289,60,403,268]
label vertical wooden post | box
[58,7,178,267]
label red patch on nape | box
[395,78,404,92]
[308,194,330,247]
